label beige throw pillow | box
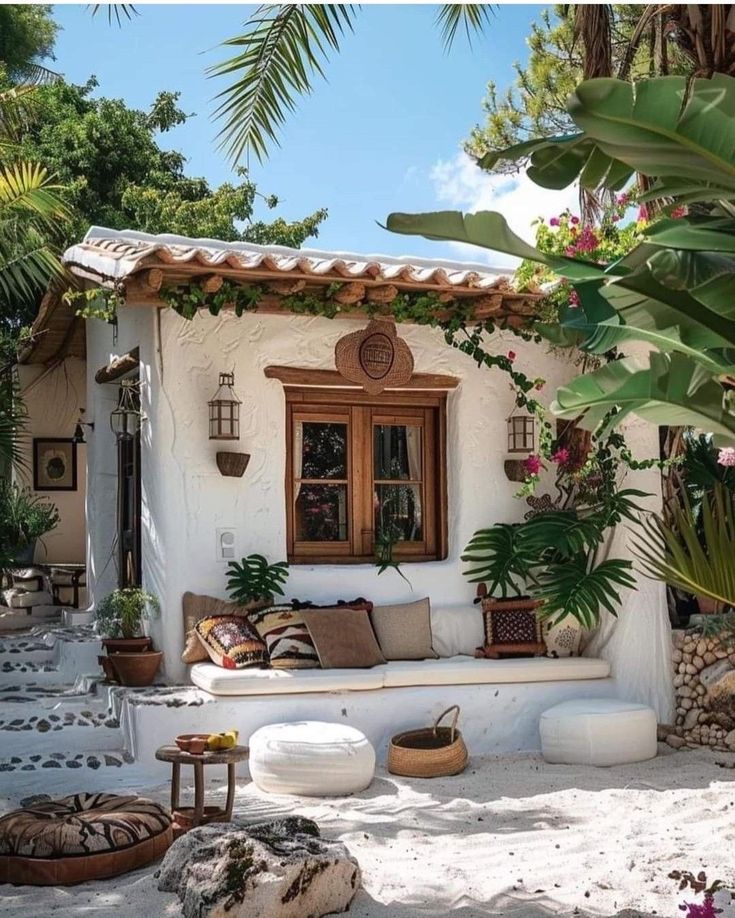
[370,598,437,660]
[301,607,386,669]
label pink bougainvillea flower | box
[507,350,516,362]
[570,215,580,225]
[569,289,580,307]
[717,447,735,467]
[522,454,543,476]
[616,193,630,206]
[682,894,719,918]
[551,447,571,465]
[671,205,688,219]
[565,245,577,257]
[637,205,649,221]
[549,216,560,226]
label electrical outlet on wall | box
[216,528,237,562]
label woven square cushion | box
[247,605,319,670]
[181,592,268,664]
[0,792,172,886]
[370,598,437,661]
[194,615,268,669]
[301,607,386,669]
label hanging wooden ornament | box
[334,319,414,394]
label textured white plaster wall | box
[86,306,670,699]
[16,358,86,563]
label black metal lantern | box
[208,372,241,440]
[110,380,143,441]
[507,413,535,454]
[73,409,94,444]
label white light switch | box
[216,528,237,562]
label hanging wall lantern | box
[110,380,143,441]
[208,372,241,440]
[506,412,535,454]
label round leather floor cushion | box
[0,792,173,886]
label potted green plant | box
[226,554,289,607]
[96,588,163,686]
[462,491,641,631]
[0,482,60,566]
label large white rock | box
[249,721,375,797]
[157,816,360,918]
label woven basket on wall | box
[216,451,250,477]
[388,705,468,778]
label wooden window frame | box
[285,387,447,565]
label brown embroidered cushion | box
[301,607,386,669]
[247,605,319,669]
[0,793,172,886]
[370,598,437,660]
[194,615,268,669]
[181,592,268,663]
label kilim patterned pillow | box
[194,615,268,669]
[247,604,320,669]
[479,598,545,658]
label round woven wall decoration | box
[335,319,414,393]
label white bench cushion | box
[540,698,657,766]
[190,663,383,696]
[191,655,611,696]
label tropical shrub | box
[226,554,289,604]
[463,485,643,628]
[95,588,160,639]
[0,481,58,564]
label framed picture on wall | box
[33,438,77,491]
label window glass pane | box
[295,484,348,541]
[373,424,422,480]
[297,422,347,479]
[374,483,423,542]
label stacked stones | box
[666,629,735,751]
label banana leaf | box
[552,351,735,443]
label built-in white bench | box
[190,655,611,695]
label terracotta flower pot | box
[696,596,722,616]
[109,651,163,687]
[97,654,118,683]
[102,637,152,654]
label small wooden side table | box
[155,744,249,835]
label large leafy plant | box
[462,488,642,628]
[95,588,160,639]
[386,74,735,445]
[226,553,289,604]
[634,483,735,610]
[0,481,59,564]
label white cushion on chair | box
[249,721,375,797]
[540,698,657,766]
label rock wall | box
[664,629,735,751]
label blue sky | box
[51,4,578,266]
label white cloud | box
[429,152,580,267]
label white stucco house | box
[23,226,673,756]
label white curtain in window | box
[293,421,303,500]
[406,426,421,481]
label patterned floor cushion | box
[0,793,173,886]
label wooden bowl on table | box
[175,734,210,755]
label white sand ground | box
[1,746,734,917]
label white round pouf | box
[249,721,376,796]
[540,698,657,767]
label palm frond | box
[436,4,495,51]
[535,557,636,628]
[88,4,139,27]
[633,484,735,607]
[209,4,358,164]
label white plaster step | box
[0,749,158,805]
[0,660,64,684]
[0,642,54,664]
[0,606,62,633]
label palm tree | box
[207,4,495,164]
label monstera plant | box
[387,74,735,445]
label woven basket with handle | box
[388,705,468,778]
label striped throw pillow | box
[247,605,319,669]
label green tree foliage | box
[464,5,689,164]
[10,79,327,252]
[0,5,58,83]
